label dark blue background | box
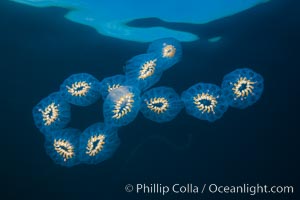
[1,0,299,199]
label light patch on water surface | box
[11,0,270,42]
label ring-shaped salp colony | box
[32,37,264,167]
[147,37,182,71]
[32,92,71,136]
[78,123,120,164]
[140,87,183,123]
[181,83,228,122]
[221,68,264,109]
[103,86,141,127]
[44,128,81,167]
[60,73,101,106]
[124,53,163,91]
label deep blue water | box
[1,0,299,200]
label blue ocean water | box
[1,0,299,199]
